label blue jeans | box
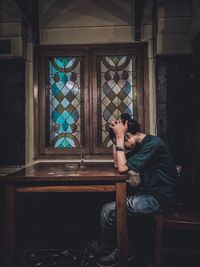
[100,194,162,247]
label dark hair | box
[121,113,131,123]
[109,113,132,140]
[127,119,140,134]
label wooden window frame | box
[34,43,149,160]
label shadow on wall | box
[0,58,25,166]
[156,54,200,206]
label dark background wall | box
[0,58,25,166]
[156,50,200,206]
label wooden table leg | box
[4,185,16,267]
[116,182,128,267]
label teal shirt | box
[127,135,177,211]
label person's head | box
[124,119,141,149]
[126,119,140,135]
[109,113,131,144]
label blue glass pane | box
[49,57,81,148]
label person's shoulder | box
[149,135,170,151]
[145,135,164,147]
[143,134,160,142]
[148,134,163,142]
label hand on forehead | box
[109,119,128,135]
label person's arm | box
[110,120,128,173]
[115,138,128,172]
[112,143,118,168]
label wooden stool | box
[154,207,200,267]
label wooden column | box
[4,185,16,267]
[116,182,128,267]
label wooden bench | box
[154,207,200,267]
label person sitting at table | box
[91,117,177,267]
[109,113,141,188]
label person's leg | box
[127,194,162,215]
[100,201,116,249]
[89,201,116,258]
[100,194,162,246]
[98,195,162,266]
[127,194,162,266]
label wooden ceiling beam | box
[31,0,40,44]
[135,0,147,41]
[14,0,40,44]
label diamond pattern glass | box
[99,55,137,147]
[49,57,81,148]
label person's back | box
[127,134,177,212]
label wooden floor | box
[13,248,200,267]
[16,248,99,267]
[1,194,200,267]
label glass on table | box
[65,163,79,173]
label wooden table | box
[0,162,128,267]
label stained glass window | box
[36,44,146,158]
[99,55,137,147]
[49,57,82,148]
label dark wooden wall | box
[0,58,25,166]
[156,53,200,206]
